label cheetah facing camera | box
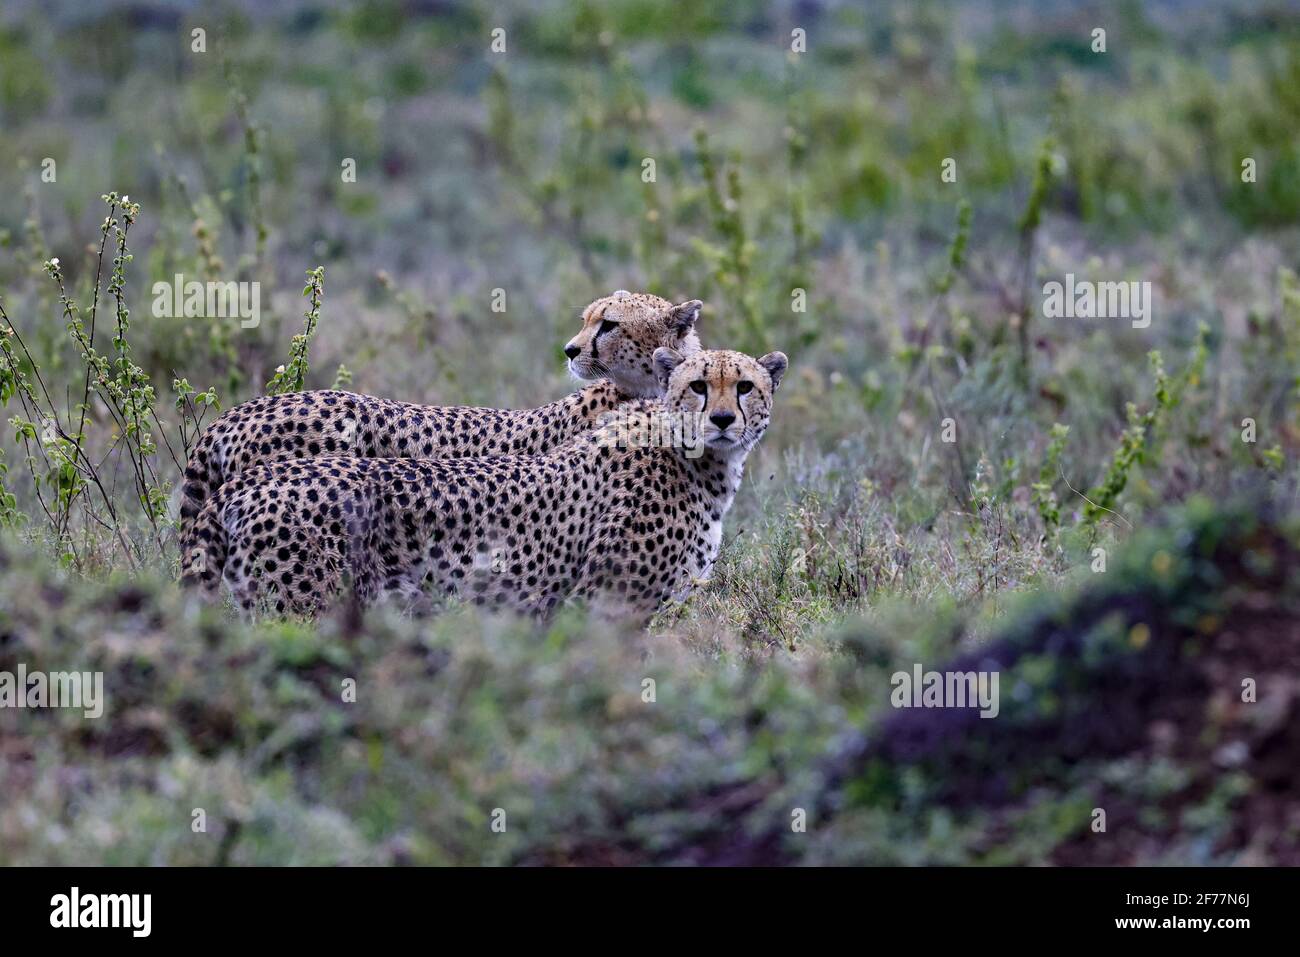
[177,290,703,539]
[180,348,787,623]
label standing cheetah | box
[180,348,788,622]
[178,291,702,537]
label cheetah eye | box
[689,380,707,396]
[598,319,619,335]
[736,381,754,395]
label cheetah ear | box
[653,347,684,389]
[668,299,702,335]
[758,352,788,391]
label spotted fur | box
[178,291,702,537]
[179,348,787,622]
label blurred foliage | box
[1,496,1296,864]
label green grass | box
[2,497,1295,864]
[0,0,1298,864]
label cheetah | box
[180,347,788,622]
[177,291,703,537]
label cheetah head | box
[564,290,703,398]
[653,347,788,455]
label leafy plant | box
[1083,351,1173,526]
[266,267,325,396]
[1032,423,1071,532]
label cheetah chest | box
[672,458,742,601]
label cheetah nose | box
[709,411,736,429]
[564,344,581,360]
